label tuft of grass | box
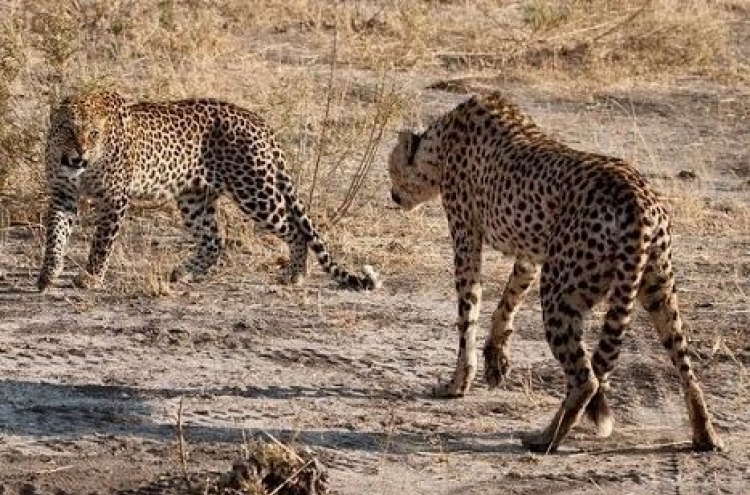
[0,18,27,193]
[513,0,734,82]
[522,0,571,32]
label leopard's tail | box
[288,194,380,291]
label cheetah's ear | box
[398,130,422,166]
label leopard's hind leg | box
[171,189,223,283]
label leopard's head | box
[48,91,128,180]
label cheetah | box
[387,91,723,453]
[37,91,378,291]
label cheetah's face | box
[387,131,440,211]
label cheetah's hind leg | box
[523,258,601,453]
[638,249,724,452]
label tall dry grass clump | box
[517,0,736,81]
[0,19,26,194]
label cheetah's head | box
[387,130,441,211]
[49,91,128,180]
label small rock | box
[19,484,38,495]
[677,169,699,181]
[233,320,250,332]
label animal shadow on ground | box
[0,379,702,457]
[0,379,527,455]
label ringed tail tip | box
[362,264,381,290]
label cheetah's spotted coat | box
[388,92,723,453]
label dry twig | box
[307,27,338,212]
[176,397,192,490]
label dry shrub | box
[515,0,733,80]
[0,19,27,193]
[205,440,329,495]
[110,440,329,495]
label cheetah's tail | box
[586,201,654,435]
[291,201,380,291]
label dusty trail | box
[0,247,747,494]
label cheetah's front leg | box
[435,227,483,398]
[484,258,540,387]
[74,195,130,289]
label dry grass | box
[0,6,746,490]
[0,0,747,295]
[517,0,736,80]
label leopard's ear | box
[398,130,422,165]
[98,91,131,128]
[115,103,131,127]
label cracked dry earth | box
[1,85,749,494]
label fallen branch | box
[176,397,191,490]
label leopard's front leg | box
[435,224,483,398]
[74,194,130,289]
[37,185,79,291]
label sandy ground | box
[1,78,749,494]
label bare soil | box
[1,79,749,494]
[1,1,749,491]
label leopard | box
[37,91,379,292]
[387,91,723,453]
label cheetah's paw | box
[73,271,103,289]
[484,343,511,388]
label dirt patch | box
[1,1,749,494]
[1,180,748,495]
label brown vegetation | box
[1,0,747,293]
[0,1,747,493]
